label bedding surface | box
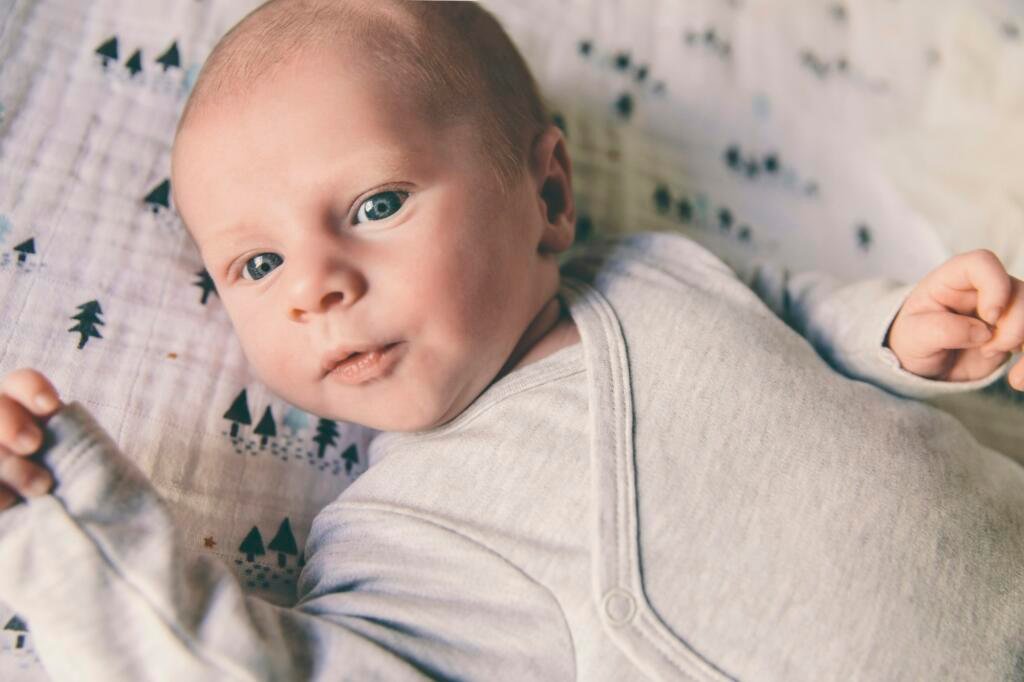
[0,0,1021,676]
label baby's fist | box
[885,250,1024,389]
[0,368,63,509]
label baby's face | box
[172,51,557,432]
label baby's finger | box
[979,277,1024,357]
[1009,356,1024,391]
[0,446,52,498]
[0,368,63,417]
[901,310,993,355]
[929,250,1013,324]
[0,394,45,456]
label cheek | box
[418,248,499,338]
[232,311,299,390]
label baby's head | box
[171,0,576,432]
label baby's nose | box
[287,260,366,322]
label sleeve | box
[0,402,575,682]
[735,257,1015,401]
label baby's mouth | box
[322,342,403,381]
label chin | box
[362,393,465,434]
[304,376,471,433]
[365,409,447,434]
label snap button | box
[602,587,637,625]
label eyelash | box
[232,185,411,282]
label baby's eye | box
[355,190,408,224]
[241,253,283,281]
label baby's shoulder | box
[561,230,739,292]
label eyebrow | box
[201,223,270,265]
[214,222,266,245]
[205,149,421,252]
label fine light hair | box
[176,0,551,196]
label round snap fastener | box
[602,587,637,625]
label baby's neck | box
[493,296,580,383]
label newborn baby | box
[2,1,1024,680]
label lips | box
[321,342,400,376]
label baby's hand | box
[0,368,63,509]
[886,250,1024,389]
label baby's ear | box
[530,125,575,253]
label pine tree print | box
[144,179,171,213]
[194,268,217,304]
[267,518,298,568]
[857,224,872,251]
[95,36,119,68]
[254,406,277,447]
[313,418,339,458]
[125,49,142,77]
[3,615,27,649]
[282,407,310,436]
[342,443,359,475]
[13,237,34,263]
[615,92,633,119]
[223,389,252,437]
[156,41,181,70]
[239,526,265,562]
[68,300,104,349]
[653,184,671,213]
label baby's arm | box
[734,251,1018,401]
[0,374,573,681]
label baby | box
[2,1,1024,680]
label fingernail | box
[972,326,992,343]
[35,394,58,412]
[988,307,1003,324]
[983,349,999,359]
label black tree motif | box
[239,526,265,562]
[267,518,298,568]
[224,389,252,438]
[13,237,34,264]
[653,184,671,214]
[156,41,181,70]
[254,406,277,447]
[313,418,339,459]
[194,268,217,304]
[4,615,28,649]
[144,179,171,213]
[68,300,104,349]
[95,36,119,67]
[125,49,142,76]
[856,224,872,251]
[342,443,359,476]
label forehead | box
[171,52,468,245]
[178,49,432,165]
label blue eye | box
[241,253,283,281]
[355,190,407,224]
